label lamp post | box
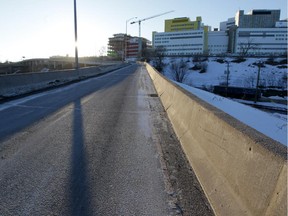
[124,17,137,61]
[74,0,79,70]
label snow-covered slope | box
[152,57,287,146]
[176,82,287,146]
[163,57,287,90]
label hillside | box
[160,57,287,92]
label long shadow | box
[69,99,91,216]
[0,64,138,143]
[0,64,139,215]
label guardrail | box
[145,63,287,216]
[0,63,128,98]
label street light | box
[124,17,137,61]
[74,0,79,70]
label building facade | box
[108,34,151,60]
[165,17,203,32]
[234,28,287,55]
[235,10,280,28]
[153,9,287,56]
[220,17,235,31]
[207,31,229,54]
[153,30,205,56]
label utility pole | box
[225,61,230,97]
[74,0,79,70]
[254,62,262,103]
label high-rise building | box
[164,17,203,32]
[108,34,151,60]
[233,28,287,55]
[235,9,280,28]
[153,30,205,56]
[108,34,125,59]
[153,9,286,56]
[227,9,287,55]
[220,18,235,31]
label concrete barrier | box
[145,63,287,216]
[0,63,128,98]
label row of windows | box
[237,48,287,53]
[239,34,275,37]
[239,31,287,34]
[209,49,227,52]
[154,36,203,42]
[171,23,193,27]
[275,38,287,40]
[237,42,287,46]
[166,52,202,55]
[155,44,202,48]
[154,32,203,38]
[155,41,170,44]
[165,48,203,51]
[170,36,203,39]
[208,45,228,47]
[171,28,194,31]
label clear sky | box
[0,0,287,62]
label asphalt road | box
[0,64,213,216]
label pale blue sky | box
[0,0,287,62]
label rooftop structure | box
[235,9,281,28]
[165,16,204,32]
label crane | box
[130,10,174,58]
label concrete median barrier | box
[0,63,128,98]
[145,63,287,216]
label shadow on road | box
[0,65,138,143]
[69,99,92,216]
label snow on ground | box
[154,57,287,146]
[163,57,287,90]
[176,82,287,146]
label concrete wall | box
[145,63,287,216]
[0,63,127,98]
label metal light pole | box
[74,0,79,70]
[124,17,137,61]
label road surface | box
[0,64,213,215]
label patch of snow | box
[176,82,287,146]
[162,57,287,90]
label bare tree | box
[170,59,188,83]
[278,73,288,90]
[153,46,166,72]
[238,39,258,58]
[244,74,256,88]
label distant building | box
[108,34,151,60]
[226,10,287,55]
[235,9,280,28]
[126,37,151,60]
[153,9,286,56]
[220,17,235,31]
[276,19,288,28]
[164,17,205,32]
[108,34,126,59]
[153,17,212,56]
[153,30,205,56]
[207,31,229,54]
[233,28,287,55]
